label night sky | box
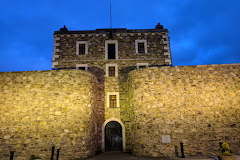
[0,0,239,72]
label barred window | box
[135,40,147,54]
[108,66,115,77]
[138,42,145,53]
[109,95,117,108]
[76,41,88,55]
[79,44,85,55]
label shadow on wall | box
[88,67,106,154]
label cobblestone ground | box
[84,152,174,160]
[81,152,221,160]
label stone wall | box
[0,70,104,160]
[53,31,169,61]
[119,66,138,152]
[52,27,172,70]
[105,77,120,120]
[55,59,168,71]
[51,26,173,153]
[127,64,240,157]
[1,63,239,159]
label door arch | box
[102,117,126,152]
[105,121,122,151]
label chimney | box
[60,25,68,32]
[155,23,163,29]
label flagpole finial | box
[110,3,112,29]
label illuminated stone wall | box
[1,63,239,159]
[127,64,240,157]
[105,77,120,119]
[0,70,104,160]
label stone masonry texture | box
[51,25,172,154]
[127,64,240,157]
[52,26,171,70]
[0,70,104,160]
[0,64,239,159]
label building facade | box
[0,23,239,160]
[52,23,172,153]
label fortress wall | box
[0,70,103,160]
[128,64,240,157]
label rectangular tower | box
[52,23,172,71]
[52,23,172,152]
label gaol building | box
[0,23,239,160]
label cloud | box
[0,0,239,72]
[167,0,240,66]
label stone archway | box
[102,117,126,152]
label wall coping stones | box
[0,69,96,80]
[53,25,169,35]
[128,63,240,76]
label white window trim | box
[105,40,118,59]
[76,41,88,55]
[76,64,88,71]
[107,92,119,108]
[106,64,118,77]
[137,63,149,69]
[135,40,147,54]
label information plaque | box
[162,135,171,143]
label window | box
[137,63,149,69]
[79,44,85,55]
[76,41,88,55]
[135,40,147,54]
[78,67,86,70]
[138,43,145,53]
[105,40,118,59]
[107,92,119,108]
[109,67,115,77]
[76,64,88,71]
[109,95,117,108]
[106,64,118,77]
[108,44,116,59]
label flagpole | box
[110,2,112,29]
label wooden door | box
[105,121,122,151]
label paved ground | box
[82,152,220,160]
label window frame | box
[109,95,117,108]
[76,41,88,55]
[106,64,118,77]
[76,64,88,71]
[136,63,149,69]
[135,40,147,54]
[108,67,116,77]
[107,92,119,108]
[105,40,118,59]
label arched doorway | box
[105,121,122,151]
[102,117,126,152]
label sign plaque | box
[162,135,171,143]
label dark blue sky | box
[0,0,239,72]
